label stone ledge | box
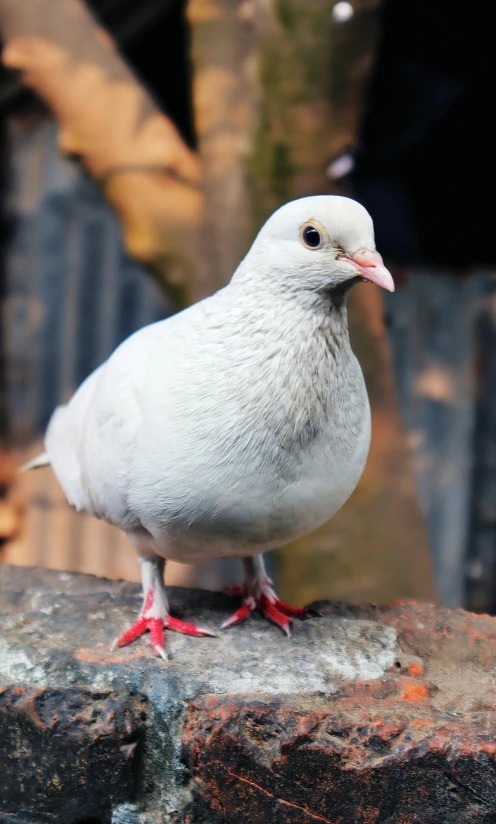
[1,565,496,823]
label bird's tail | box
[18,452,50,473]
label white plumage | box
[29,195,394,657]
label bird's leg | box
[113,556,215,659]
[221,554,320,636]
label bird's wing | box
[45,320,166,530]
[45,365,103,514]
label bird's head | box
[240,195,394,299]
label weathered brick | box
[0,684,139,822]
[1,565,496,823]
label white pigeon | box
[23,195,394,658]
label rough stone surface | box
[1,565,496,823]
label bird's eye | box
[301,224,322,249]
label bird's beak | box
[340,249,395,292]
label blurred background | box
[0,0,481,611]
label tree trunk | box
[187,0,261,295]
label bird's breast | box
[141,365,371,563]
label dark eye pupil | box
[303,226,321,248]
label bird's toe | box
[111,611,216,659]
[166,615,217,637]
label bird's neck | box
[229,275,352,362]
[224,278,356,430]
[281,292,354,385]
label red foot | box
[113,591,216,659]
[221,586,320,637]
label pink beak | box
[340,249,395,292]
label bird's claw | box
[113,612,216,658]
[221,588,319,636]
